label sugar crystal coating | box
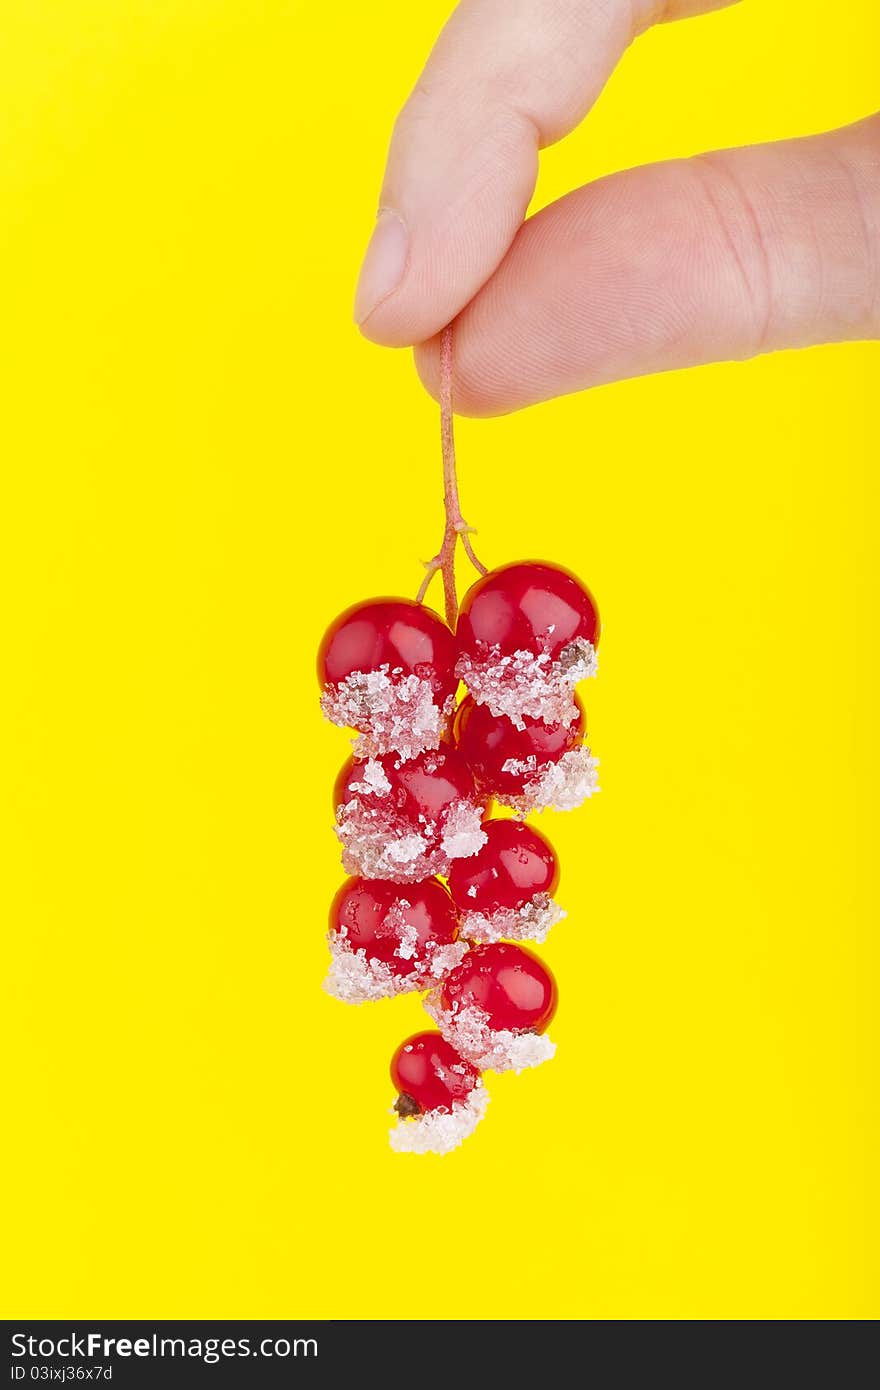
[389,1085,489,1155]
[320,666,455,761]
[334,753,487,882]
[455,641,597,730]
[424,996,557,1073]
[348,758,392,797]
[323,932,468,1004]
[458,892,566,945]
[496,746,600,815]
[323,938,400,1003]
[335,796,486,882]
[318,597,456,757]
[440,799,490,861]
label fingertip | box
[353,209,484,348]
[357,308,418,349]
[356,281,463,350]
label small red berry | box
[457,561,599,661]
[318,598,457,759]
[324,876,465,1001]
[330,876,459,973]
[453,693,584,796]
[427,942,558,1072]
[447,818,558,910]
[448,813,556,900]
[390,1031,479,1115]
[334,747,487,882]
[455,561,599,727]
[447,819,564,944]
[441,942,558,1035]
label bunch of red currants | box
[318,560,600,1154]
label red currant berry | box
[333,747,487,882]
[324,876,465,1002]
[318,598,457,760]
[447,818,559,912]
[390,1031,479,1116]
[330,876,459,973]
[447,819,564,945]
[440,942,558,1036]
[455,561,599,727]
[427,942,558,1072]
[454,693,584,797]
[457,561,599,662]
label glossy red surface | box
[446,819,559,914]
[334,746,482,822]
[318,597,456,698]
[390,1031,479,1114]
[453,694,585,796]
[440,942,558,1034]
[329,876,459,976]
[456,562,599,662]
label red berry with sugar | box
[447,818,564,943]
[456,561,600,727]
[391,1031,479,1114]
[324,876,465,1002]
[453,694,598,813]
[318,598,456,760]
[426,941,559,1073]
[389,1031,488,1155]
[441,942,558,1034]
[333,746,486,882]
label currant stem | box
[416,324,487,626]
[461,530,488,577]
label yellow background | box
[2,1,877,1320]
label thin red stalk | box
[461,530,488,577]
[416,325,487,624]
[437,327,461,626]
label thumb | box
[353,0,741,347]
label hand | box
[353,0,879,416]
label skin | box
[354,0,879,416]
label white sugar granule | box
[389,1085,489,1155]
[322,936,402,1003]
[440,800,488,861]
[320,667,454,761]
[498,746,600,816]
[427,941,469,978]
[335,799,431,882]
[392,914,420,962]
[455,641,597,729]
[347,758,392,798]
[335,796,485,883]
[458,893,566,945]
[424,997,556,1074]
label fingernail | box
[354,210,408,324]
